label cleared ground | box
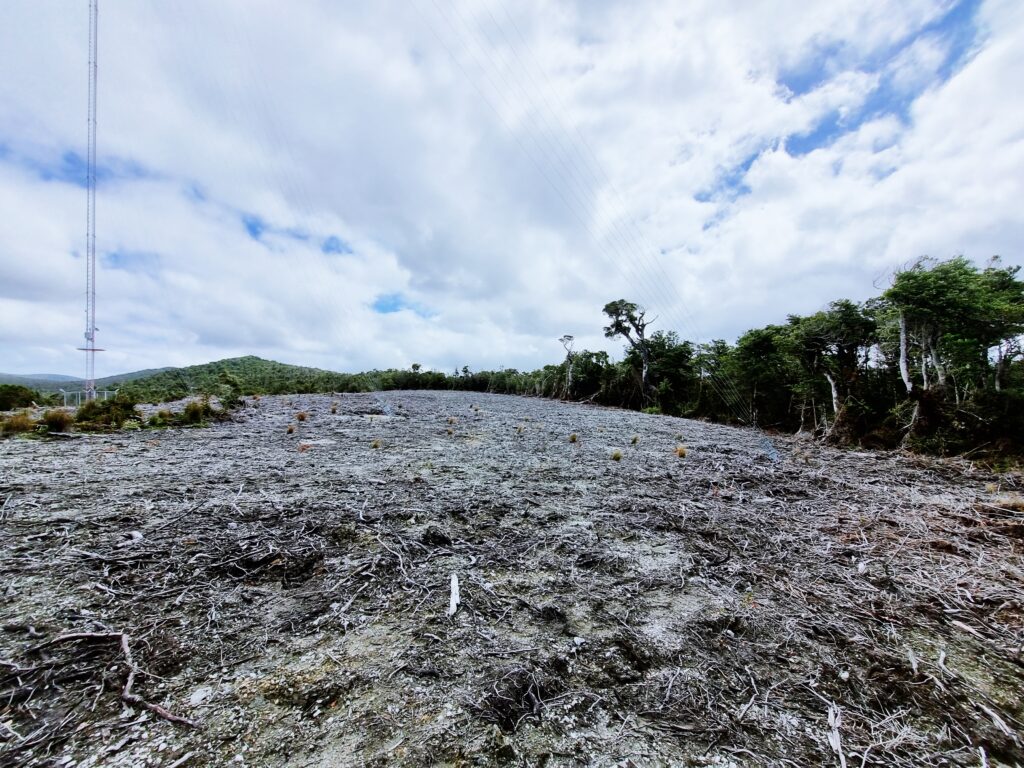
[1,391,1022,767]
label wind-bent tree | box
[788,300,876,441]
[979,258,1024,393]
[644,331,696,415]
[732,325,798,428]
[603,300,654,397]
[884,257,1024,396]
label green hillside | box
[115,356,370,402]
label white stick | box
[448,573,460,616]
[827,705,847,768]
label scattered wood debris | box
[1,391,1022,766]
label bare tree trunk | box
[824,372,841,419]
[929,338,947,388]
[898,312,913,394]
[823,371,848,442]
[996,338,1022,392]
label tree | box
[979,258,1024,392]
[692,340,737,421]
[644,331,696,415]
[732,326,799,428]
[0,384,38,411]
[559,335,575,399]
[603,300,654,398]
[787,300,876,440]
[884,256,1024,395]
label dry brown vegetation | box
[1,391,1022,767]
[1,411,35,435]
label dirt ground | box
[1,391,1022,767]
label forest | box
[3,256,1021,457]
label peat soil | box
[1,391,1022,767]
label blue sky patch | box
[6,147,153,188]
[777,41,847,98]
[322,235,353,255]
[242,213,265,239]
[239,212,317,244]
[694,149,762,202]
[101,250,161,273]
[928,0,983,81]
[786,111,845,157]
[371,292,432,318]
[184,183,207,202]
[781,0,982,156]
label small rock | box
[189,686,214,707]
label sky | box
[1,0,1022,377]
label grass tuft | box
[631,435,639,445]
[287,424,295,435]
[1,411,35,435]
[148,409,173,428]
[993,494,1024,511]
[611,449,622,462]
[298,443,312,453]
[371,438,383,449]
[568,433,578,443]
[296,411,308,422]
[42,410,74,433]
[675,445,687,458]
[181,400,209,425]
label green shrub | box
[76,396,142,431]
[0,385,38,411]
[148,409,173,427]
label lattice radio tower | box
[77,0,102,400]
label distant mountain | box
[0,366,174,393]
[26,373,80,382]
[0,373,83,392]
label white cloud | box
[0,0,1020,377]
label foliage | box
[92,257,1021,457]
[76,396,143,431]
[0,384,38,411]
